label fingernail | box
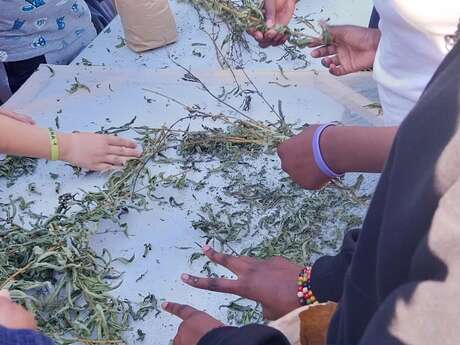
[181,273,190,282]
[161,302,168,309]
[311,51,319,58]
[203,245,211,252]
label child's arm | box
[0,113,141,171]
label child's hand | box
[0,290,37,330]
[0,108,36,125]
[59,132,142,172]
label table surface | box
[3,1,377,344]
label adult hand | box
[0,108,36,125]
[181,246,302,320]
[59,132,142,171]
[249,0,296,48]
[162,302,224,345]
[0,290,37,330]
[309,25,381,76]
[277,125,333,190]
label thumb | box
[0,289,11,300]
[265,0,276,27]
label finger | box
[264,0,276,27]
[259,35,274,48]
[103,155,132,167]
[162,302,199,320]
[273,33,286,47]
[106,135,137,148]
[321,55,340,68]
[307,37,325,48]
[249,30,264,42]
[14,113,35,125]
[265,28,278,42]
[248,28,263,42]
[181,273,239,294]
[93,163,115,172]
[203,245,242,273]
[329,63,348,77]
[311,45,337,58]
[108,145,142,158]
[0,109,36,125]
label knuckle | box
[207,278,220,292]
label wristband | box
[312,123,344,179]
[297,267,317,306]
[48,128,59,161]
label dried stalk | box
[181,0,332,48]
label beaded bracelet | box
[297,267,317,306]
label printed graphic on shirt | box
[32,36,47,48]
[56,16,66,30]
[12,19,26,31]
[71,2,79,12]
[34,18,48,29]
[22,0,47,12]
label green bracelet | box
[48,128,59,161]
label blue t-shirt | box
[0,327,55,345]
[0,0,96,62]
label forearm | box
[0,116,70,160]
[322,126,398,173]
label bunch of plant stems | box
[181,0,332,48]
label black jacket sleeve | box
[357,179,460,345]
[311,228,360,303]
[198,325,290,345]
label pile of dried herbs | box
[0,156,37,187]
[0,63,373,342]
[0,126,174,344]
[0,103,299,344]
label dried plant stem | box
[181,0,333,48]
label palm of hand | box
[334,27,380,73]
[313,26,381,76]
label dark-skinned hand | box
[309,25,381,76]
[180,245,303,320]
[277,125,333,190]
[162,302,224,345]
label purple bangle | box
[312,123,344,179]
